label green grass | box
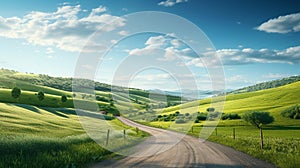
[0,102,148,167]
[187,125,300,168]
[160,81,300,125]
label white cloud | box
[46,47,54,54]
[158,0,188,7]
[262,73,290,79]
[89,6,107,16]
[0,5,125,52]
[128,35,167,56]
[118,30,129,36]
[256,12,300,33]
[187,45,300,67]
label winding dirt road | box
[92,117,274,168]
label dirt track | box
[92,117,275,168]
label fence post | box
[233,128,236,140]
[136,127,139,134]
[215,127,217,136]
[123,129,126,144]
[106,129,110,146]
[192,126,193,133]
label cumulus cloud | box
[187,45,300,67]
[128,35,196,62]
[158,0,188,7]
[0,5,125,52]
[256,12,300,33]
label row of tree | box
[11,87,68,102]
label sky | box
[0,0,299,92]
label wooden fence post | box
[123,129,126,144]
[215,127,217,136]
[233,128,236,140]
[136,127,139,134]
[106,129,110,146]
[260,127,264,149]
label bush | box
[281,105,300,119]
[197,112,207,121]
[221,113,241,120]
[37,91,45,101]
[61,95,67,102]
[175,118,185,124]
[11,87,21,99]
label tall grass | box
[188,125,300,168]
[0,134,112,168]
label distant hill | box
[228,75,300,94]
[0,68,185,110]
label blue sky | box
[0,0,299,91]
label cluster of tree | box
[11,87,67,103]
[227,75,300,94]
[281,105,300,119]
[221,113,241,120]
[152,111,191,123]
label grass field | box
[0,102,148,167]
[139,81,300,168]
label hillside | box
[228,75,300,94]
[0,68,185,113]
[160,80,300,125]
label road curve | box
[92,117,275,168]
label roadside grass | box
[190,124,300,168]
[0,103,149,167]
[141,118,300,168]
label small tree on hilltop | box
[243,111,274,149]
[11,87,21,99]
[61,95,67,102]
[37,91,45,101]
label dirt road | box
[92,117,274,168]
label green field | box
[1,68,300,167]
[139,81,300,168]
[0,102,148,167]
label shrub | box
[221,113,241,120]
[61,95,67,102]
[11,87,21,99]
[197,112,207,121]
[281,105,300,119]
[175,118,185,124]
[37,91,45,101]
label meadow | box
[138,81,300,168]
[0,102,148,167]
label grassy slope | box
[0,102,148,167]
[161,81,300,125]
[147,81,300,168]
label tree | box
[37,91,45,101]
[61,95,67,102]
[11,87,21,99]
[281,105,300,119]
[206,107,215,112]
[243,111,274,149]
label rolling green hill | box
[0,102,148,167]
[227,75,300,94]
[0,68,185,112]
[160,81,300,125]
